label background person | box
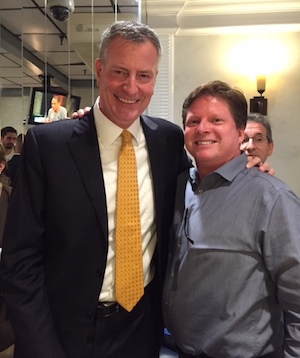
[6,134,25,186]
[47,95,67,122]
[163,80,300,358]
[0,21,190,358]
[240,112,274,163]
[0,127,17,162]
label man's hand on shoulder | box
[246,155,275,175]
[71,107,91,119]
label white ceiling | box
[1,0,300,93]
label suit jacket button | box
[96,269,104,277]
[86,311,93,320]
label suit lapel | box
[141,115,166,238]
[66,112,108,239]
[66,114,169,248]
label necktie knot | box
[121,130,132,145]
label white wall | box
[72,87,98,109]
[0,95,29,136]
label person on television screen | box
[47,95,67,122]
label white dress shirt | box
[93,97,157,302]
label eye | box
[111,69,127,79]
[137,73,152,83]
[252,135,266,143]
[211,117,223,124]
[186,119,199,127]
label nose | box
[245,138,254,149]
[122,75,138,95]
[195,119,211,133]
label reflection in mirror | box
[0,0,140,133]
[0,2,24,137]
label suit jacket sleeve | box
[0,127,67,358]
[141,115,191,291]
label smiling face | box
[184,95,244,179]
[95,36,158,129]
[240,121,273,163]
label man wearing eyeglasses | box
[240,113,273,163]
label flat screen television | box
[28,87,81,125]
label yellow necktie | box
[115,130,144,312]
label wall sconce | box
[250,75,268,115]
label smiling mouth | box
[117,96,138,104]
[195,140,215,145]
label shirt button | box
[197,189,203,194]
[171,272,174,277]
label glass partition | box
[0,0,141,133]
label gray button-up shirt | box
[163,153,300,358]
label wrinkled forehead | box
[245,121,266,136]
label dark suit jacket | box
[0,111,190,358]
[0,185,11,247]
[7,154,21,186]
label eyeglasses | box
[242,134,269,145]
[184,208,194,245]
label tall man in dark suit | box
[0,21,190,358]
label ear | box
[95,58,102,87]
[238,128,245,145]
[153,69,158,86]
[267,141,274,156]
[0,161,6,174]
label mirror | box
[0,0,141,134]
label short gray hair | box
[247,113,273,143]
[98,21,162,64]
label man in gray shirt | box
[47,95,67,121]
[163,80,300,358]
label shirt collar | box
[93,96,142,147]
[214,153,248,181]
[189,153,248,192]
